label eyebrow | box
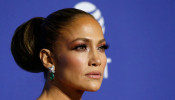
[71,38,106,44]
[71,38,90,43]
[98,39,106,44]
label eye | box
[73,44,87,51]
[98,44,109,52]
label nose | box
[88,50,101,67]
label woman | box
[11,8,108,100]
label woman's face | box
[53,15,107,92]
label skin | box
[38,15,107,100]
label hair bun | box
[11,17,45,73]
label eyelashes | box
[72,44,109,52]
[72,44,87,51]
[98,44,109,51]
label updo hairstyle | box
[11,8,93,75]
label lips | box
[85,71,102,79]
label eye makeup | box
[98,44,109,52]
[69,38,109,52]
[72,43,88,51]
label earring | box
[49,65,55,80]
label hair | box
[11,8,93,75]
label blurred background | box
[0,0,175,100]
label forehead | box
[60,16,104,41]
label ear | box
[39,49,53,69]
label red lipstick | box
[85,71,102,79]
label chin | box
[87,87,101,92]
[84,81,102,92]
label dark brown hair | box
[11,8,93,74]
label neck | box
[38,79,84,100]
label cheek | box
[55,52,88,75]
[100,54,107,76]
[54,52,89,89]
[101,53,107,69]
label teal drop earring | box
[49,65,55,80]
